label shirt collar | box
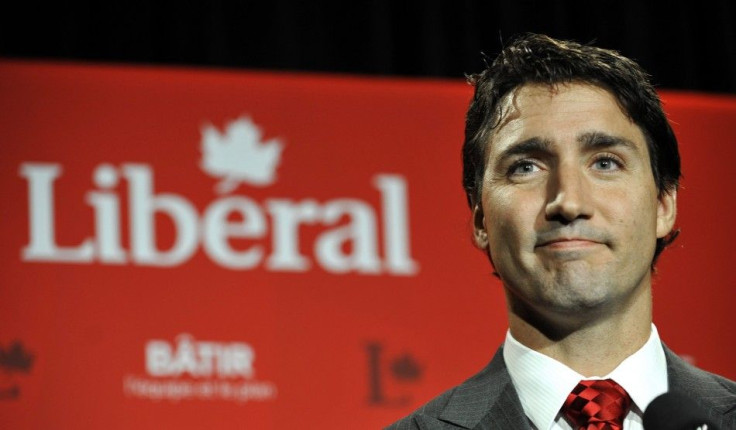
[503,324,668,430]
[606,324,668,413]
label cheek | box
[600,189,659,246]
[485,188,542,251]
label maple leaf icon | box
[0,341,34,374]
[200,116,284,193]
[390,353,422,382]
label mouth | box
[536,237,603,250]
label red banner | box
[1,61,734,429]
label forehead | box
[487,83,648,157]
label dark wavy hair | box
[462,33,680,265]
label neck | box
[507,283,652,377]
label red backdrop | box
[0,61,734,429]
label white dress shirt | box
[503,324,669,430]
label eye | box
[592,155,623,171]
[509,161,541,176]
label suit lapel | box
[435,347,531,429]
[473,381,532,429]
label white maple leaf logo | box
[200,116,284,193]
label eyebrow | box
[577,132,639,152]
[497,137,554,161]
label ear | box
[472,204,489,249]
[656,189,677,238]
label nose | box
[544,165,594,223]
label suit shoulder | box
[681,362,736,398]
[666,347,736,424]
[669,350,736,395]
[386,347,523,430]
[385,348,514,429]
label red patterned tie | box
[562,379,632,430]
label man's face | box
[473,83,676,322]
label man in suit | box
[388,34,736,430]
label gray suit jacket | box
[386,345,736,429]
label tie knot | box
[562,379,632,430]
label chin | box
[541,277,616,311]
